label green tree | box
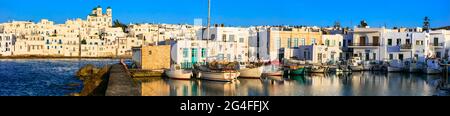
[113,19,128,33]
[423,16,430,31]
[81,39,87,45]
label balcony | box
[400,44,412,49]
[433,43,445,49]
[349,43,380,49]
[349,43,380,46]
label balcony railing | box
[400,44,412,49]
[433,43,445,47]
[349,43,380,46]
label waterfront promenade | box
[105,64,140,96]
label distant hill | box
[432,26,450,30]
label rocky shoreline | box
[70,64,112,96]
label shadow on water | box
[136,71,449,96]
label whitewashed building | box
[0,33,15,56]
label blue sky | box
[0,0,449,28]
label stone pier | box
[105,64,140,96]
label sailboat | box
[388,59,405,72]
[348,57,363,71]
[165,65,193,80]
[239,61,264,78]
[196,61,240,82]
[194,0,240,82]
[423,42,443,74]
[425,59,442,74]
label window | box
[373,53,376,60]
[436,52,441,58]
[365,53,370,60]
[229,35,235,42]
[211,34,215,40]
[389,54,393,60]
[399,54,404,61]
[406,39,410,44]
[416,40,420,45]
[239,38,244,43]
[59,39,62,44]
[46,40,50,44]
[312,38,316,45]
[388,39,392,46]
[397,39,401,46]
[201,48,206,58]
[287,38,291,48]
[325,39,330,46]
[183,48,189,58]
[301,38,305,46]
[222,34,227,42]
[294,38,298,47]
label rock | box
[78,65,111,96]
[76,64,95,77]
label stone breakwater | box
[72,63,140,96]
[72,64,111,96]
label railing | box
[433,43,445,47]
[349,43,380,46]
[400,44,412,49]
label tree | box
[334,21,341,29]
[423,16,430,31]
[359,20,368,28]
[113,19,128,33]
[81,39,87,45]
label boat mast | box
[205,0,211,63]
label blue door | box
[191,48,198,65]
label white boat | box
[388,60,405,72]
[262,65,284,76]
[306,65,327,73]
[404,59,424,73]
[165,65,193,80]
[363,60,385,71]
[239,66,263,78]
[349,57,363,71]
[195,62,241,82]
[425,59,442,74]
[362,61,372,71]
[198,71,240,82]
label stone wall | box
[141,45,171,70]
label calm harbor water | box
[0,59,120,96]
[0,59,448,96]
[137,72,449,96]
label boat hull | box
[388,67,404,72]
[165,70,193,80]
[239,67,263,78]
[350,66,363,72]
[290,68,305,75]
[426,68,442,74]
[263,71,283,76]
[198,71,240,82]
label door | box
[359,37,366,46]
[373,36,379,46]
[318,53,323,63]
[191,48,198,65]
[434,38,439,46]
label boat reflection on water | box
[137,71,447,96]
[196,79,240,96]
